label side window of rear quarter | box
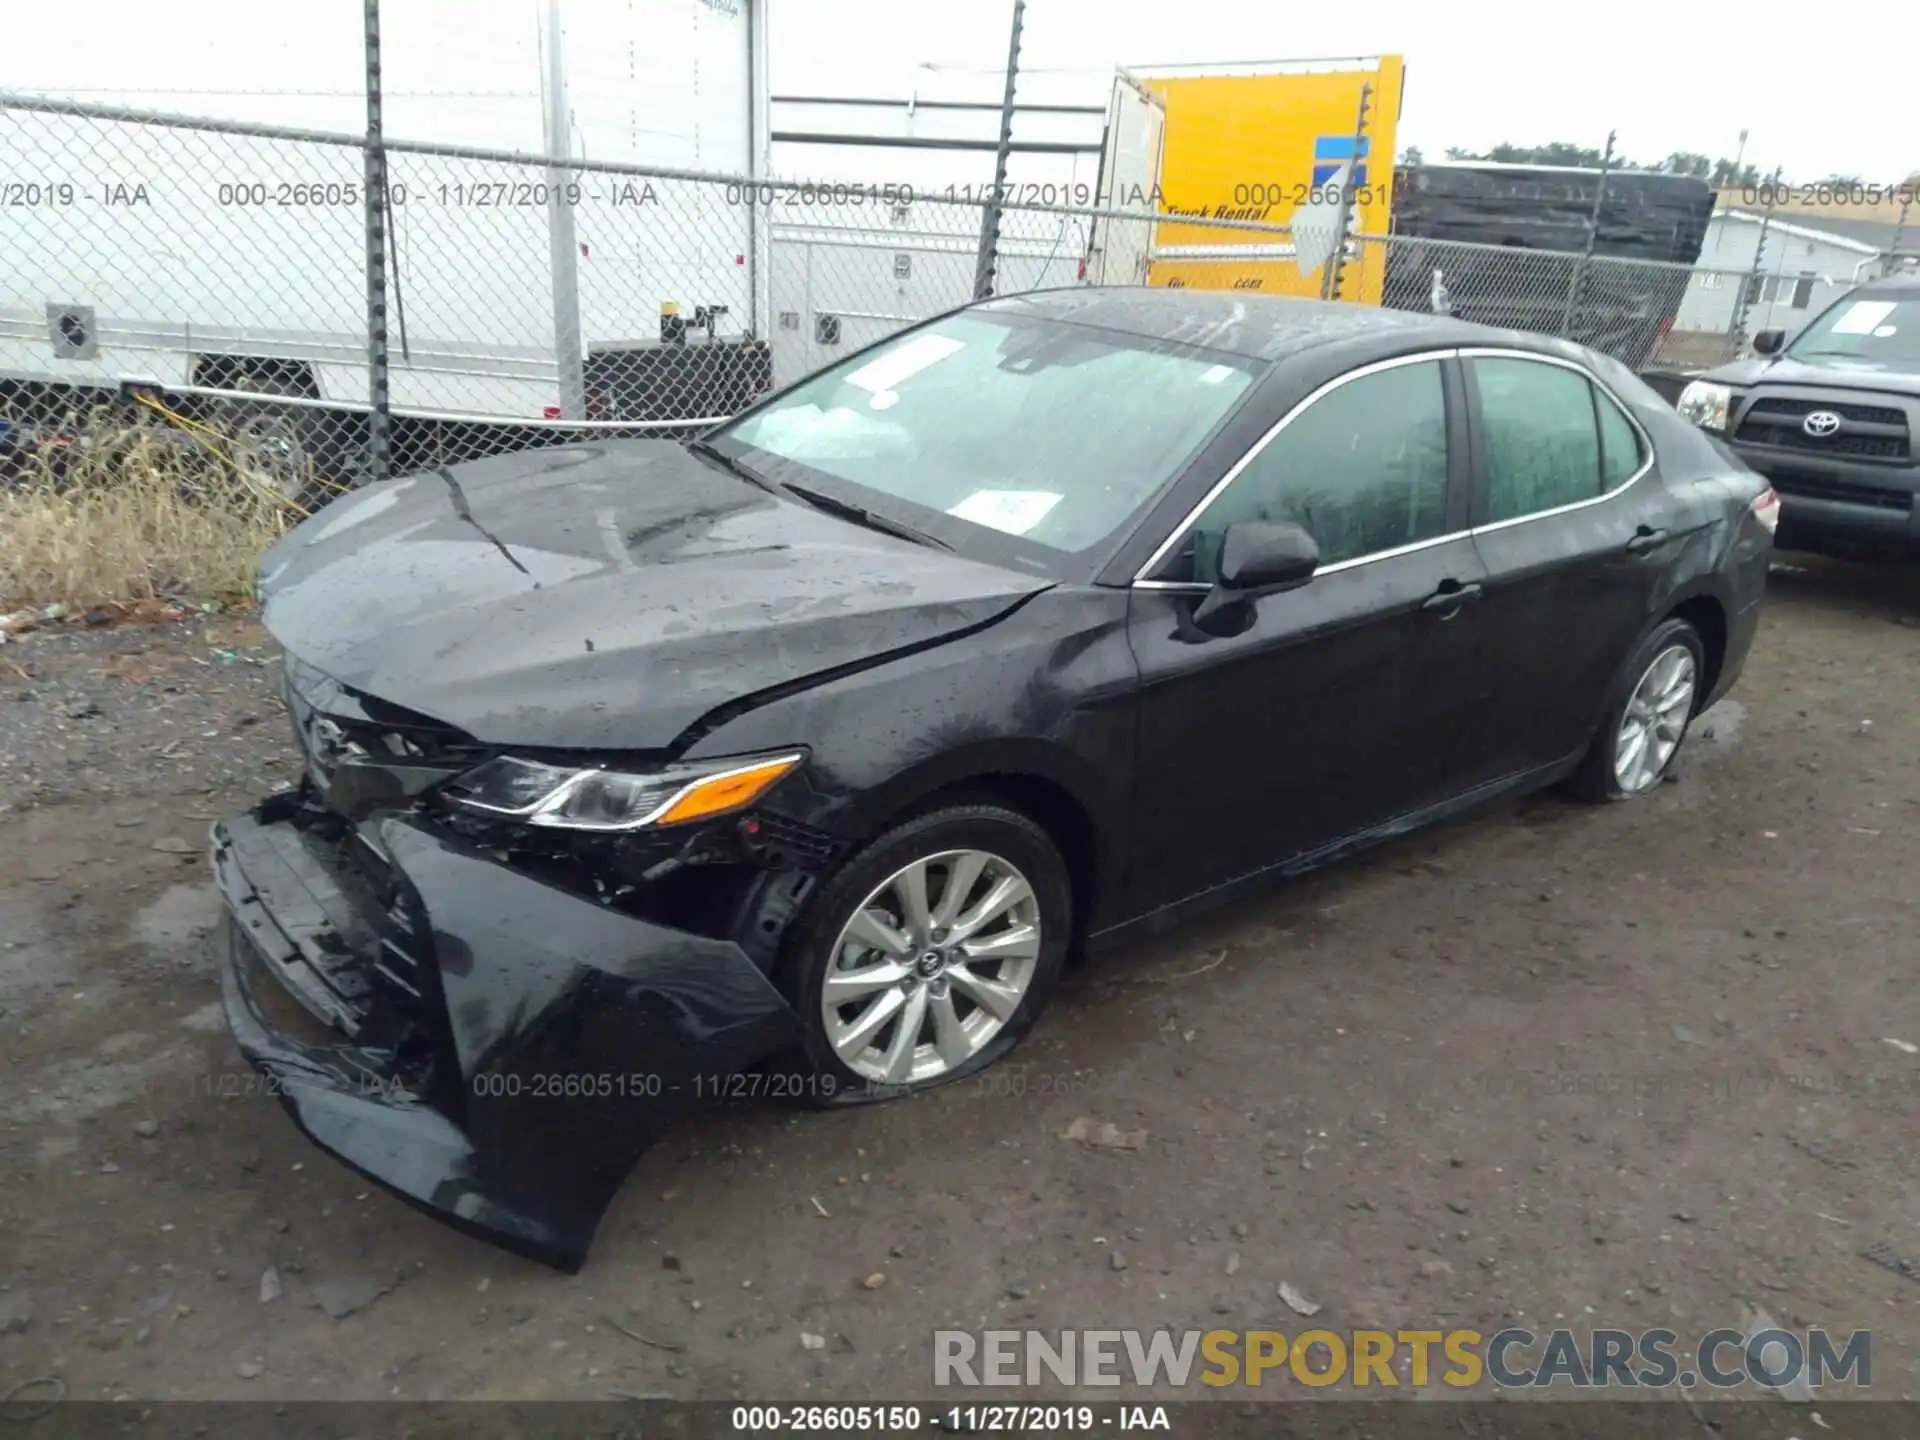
[1594,384,1646,489]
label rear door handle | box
[1421,580,1484,614]
[1625,527,1671,555]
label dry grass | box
[1,409,292,613]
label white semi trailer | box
[0,0,773,472]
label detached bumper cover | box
[212,796,802,1270]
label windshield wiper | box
[685,438,781,494]
[780,481,953,551]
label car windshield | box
[1786,293,1920,371]
[717,309,1259,564]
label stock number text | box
[1232,181,1389,207]
[731,1406,922,1431]
[216,181,402,207]
[471,1071,663,1099]
[1741,182,1919,207]
[724,181,917,207]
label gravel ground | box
[3,559,1920,1409]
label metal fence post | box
[362,0,392,483]
[1729,172,1780,359]
[1559,130,1614,338]
[543,0,587,421]
[972,0,1025,301]
[1319,82,1371,302]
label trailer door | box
[1087,73,1165,286]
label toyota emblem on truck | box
[1802,410,1842,437]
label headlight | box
[1675,380,1732,432]
[443,750,804,832]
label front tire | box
[780,803,1072,1104]
[1570,617,1705,802]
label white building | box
[1675,209,1893,337]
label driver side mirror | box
[1192,520,1319,626]
[1752,329,1786,356]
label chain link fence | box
[3,93,1771,511]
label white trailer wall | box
[0,0,764,419]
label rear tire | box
[1570,617,1705,803]
[776,803,1071,1107]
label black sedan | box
[213,289,1776,1269]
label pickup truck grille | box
[1734,396,1912,461]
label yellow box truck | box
[1088,57,1406,304]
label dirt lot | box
[3,559,1920,1409]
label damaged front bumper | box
[211,789,804,1271]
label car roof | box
[1857,273,1920,297]
[977,286,1511,362]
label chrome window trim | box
[1454,347,1655,535]
[1131,349,1460,583]
[1129,344,1657,588]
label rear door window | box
[1471,357,1604,522]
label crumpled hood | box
[1702,354,1920,397]
[257,441,1050,750]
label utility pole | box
[972,0,1026,301]
[543,0,587,421]
[363,0,392,482]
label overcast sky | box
[0,0,1910,184]
[773,0,1911,185]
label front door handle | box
[1625,526,1671,555]
[1421,580,1484,614]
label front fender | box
[680,587,1140,930]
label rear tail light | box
[1751,485,1780,534]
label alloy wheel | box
[821,848,1042,1086]
[1613,643,1696,794]
[231,409,310,502]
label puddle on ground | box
[1693,699,1746,753]
[128,883,223,954]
